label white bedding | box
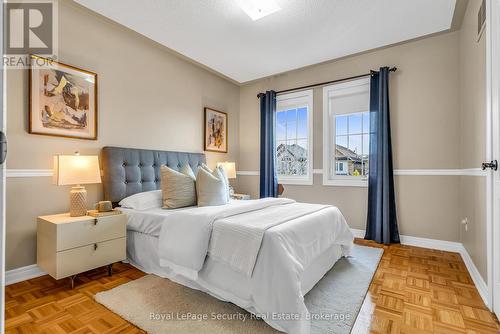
[121,199,250,236]
[123,198,354,334]
[126,231,343,310]
[209,200,339,277]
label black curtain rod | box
[257,67,397,98]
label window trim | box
[275,89,314,185]
[322,77,370,187]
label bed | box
[101,146,354,334]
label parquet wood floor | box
[5,263,147,334]
[353,240,500,334]
[5,240,500,333]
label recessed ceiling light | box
[235,0,281,21]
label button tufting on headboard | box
[101,146,206,204]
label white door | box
[488,0,500,319]
[0,0,5,331]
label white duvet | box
[156,198,354,334]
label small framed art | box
[204,107,227,153]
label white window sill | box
[322,178,368,187]
[278,178,313,186]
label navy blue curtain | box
[365,67,400,244]
[259,91,278,198]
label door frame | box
[0,0,5,331]
[486,0,500,317]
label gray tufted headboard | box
[101,146,206,204]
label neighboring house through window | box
[275,90,313,185]
[335,161,347,175]
[323,77,370,186]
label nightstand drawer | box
[55,237,126,279]
[56,215,126,251]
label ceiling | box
[75,0,457,83]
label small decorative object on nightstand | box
[37,212,127,289]
[53,152,102,217]
[231,193,251,200]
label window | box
[323,77,370,186]
[336,161,347,175]
[275,90,313,185]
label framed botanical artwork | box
[204,107,227,153]
[29,55,98,140]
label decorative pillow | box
[215,166,231,202]
[199,164,230,201]
[181,163,196,179]
[196,167,229,207]
[118,190,162,210]
[160,165,197,209]
[199,163,212,174]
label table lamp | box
[217,161,236,194]
[53,153,101,217]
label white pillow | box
[182,163,196,179]
[196,167,229,207]
[119,190,162,210]
[200,164,230,201]
[216,166,231,202]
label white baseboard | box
[350,228,366,238]
[351,228,463,252]
[5,264,46,285]
[458,245,490,307]
[399,234,463,252]
[350,228,489,308]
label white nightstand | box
[231,193,251,200]
[37,212,127,288]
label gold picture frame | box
[29,55,98,140]
[204,107,228,153]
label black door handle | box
[482,160,498,171]
[0,131,6,165]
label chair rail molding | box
[6,169,53,177]
[7,168,486,178]
[235,168,486,177]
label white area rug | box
[95,245,383,333]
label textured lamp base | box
[70,186,87,217]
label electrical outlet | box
[461,217,469,232]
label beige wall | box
[238,31,463,240]
[238,1,488,283]
[6,0,488,280]
[458,0,487,282]
[5,1,240,270]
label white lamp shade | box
[217,161,237,179]
[53,155,101,185]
